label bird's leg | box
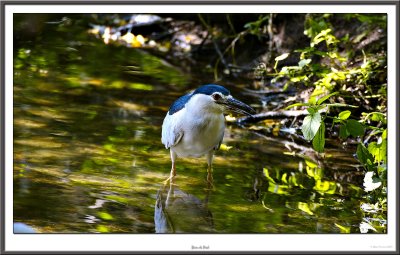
[164,150,177,185]
[206,151,214,186]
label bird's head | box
[191,84,255,116]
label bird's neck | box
[186,94,223,117]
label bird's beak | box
[220,97,256,116]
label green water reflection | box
[13,14,365,234]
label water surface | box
[13,14,365,234]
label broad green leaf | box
[307,107,316,114]
[338,110,351,120]
[317,92,339,105]
[275,53,290,61]
[370,112,386,123]
[339,124,350,139]
[357,143,374,169]
[346,119,365,137]
[368,140,387,164]
[312,122,325,152]
[301,112,321,141]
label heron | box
[161,84,255,183]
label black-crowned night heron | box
[161,84,255,183]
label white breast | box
[165,94,226,158]
[175,112,225,157]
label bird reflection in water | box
[154,180,214,233]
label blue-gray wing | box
[161,111,184,149]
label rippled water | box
[13,14,365,234]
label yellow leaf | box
[219,144,232,151]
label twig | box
[237,109,309,124]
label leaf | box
[369,112,386,123]
[356,143,374,169]
[346,119,365,137]
[339,124,350,139]
[368,140,387,164]
[298,58,312,68]
[312,122,325,152]
[307,107,316,114]
[301,112,322,141]
[338,110,351,120]
[275,53,290,61]
[317,92,339,105]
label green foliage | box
[357,143,375,171]
[312,122,325,153]
[338,110,351,120]
[301,111,321,141]
[368,140,387,164]
[346,119,365,137]
[266,14,387,232]
[274,53,290,70]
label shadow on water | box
[12,14,369,234]
[155,181,214,233]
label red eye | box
[212,93,221,100]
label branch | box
[237,109,309,124]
